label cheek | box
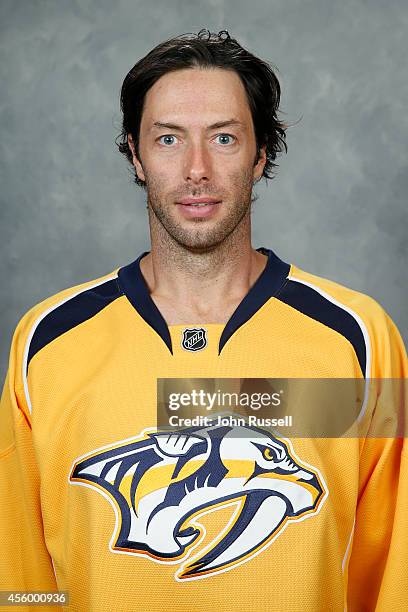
[144,170,172,198]
[147,155,180,179]
[227,166,254,189]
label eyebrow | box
[150,119,245,132]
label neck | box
[139,209,268,324]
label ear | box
[253,145,267,182]
[128,133,146,182]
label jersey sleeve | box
[0,312,58,595]
[347,309,408,611]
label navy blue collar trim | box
[118,251,173,353]
[218,248,290,353]
[117,247,291,356]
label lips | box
[176,197,222,219]
[177,196,221,206]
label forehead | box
[141,67,252,128]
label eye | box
[263,447,278,461]
[214,133,236,145]
[158,134,178,146]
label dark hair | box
[116,29,288,188]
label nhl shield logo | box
[181,327,207,352]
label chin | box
[169,231,222,251]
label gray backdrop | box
[1,0,407,381]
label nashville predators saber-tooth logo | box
[69,421,327,580]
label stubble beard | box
[143,168,257,252]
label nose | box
[183,140,212,184]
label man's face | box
[128,67,266,250]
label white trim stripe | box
[342,515,356,573]
[22,273,119,415]
[287,274,371,423]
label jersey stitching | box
[0,443,16,459]
[115,276,125,296]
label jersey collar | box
[117,247,290,355]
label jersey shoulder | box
[287,263,385,322]
[7,266,123,414]
[285,264,407,378]
[14,266,121,343]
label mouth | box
[176,199,222,219]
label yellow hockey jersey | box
[0,246,407,611]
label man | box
[1,29,407,611]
